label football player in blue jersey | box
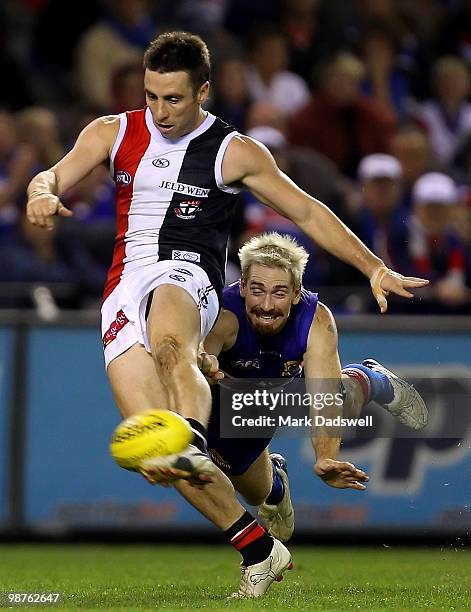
[196,232,427,544]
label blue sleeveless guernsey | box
[206,281,318,476]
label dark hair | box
[143,31,210,92]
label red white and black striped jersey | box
[104,107,241,302]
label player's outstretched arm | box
[304,302,369,490]
[199,309,239,383]
[26,116,119,231]
[225,136,428,312]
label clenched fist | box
[27,192,73,231]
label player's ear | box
[196,81,210,104]
[240,282,246,298]
[292,286,301,305]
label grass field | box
[1,544,470,610]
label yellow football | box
[110,409,193,470]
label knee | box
[154,336,185,376]
[243,491,270,506]
[240,480,272,506]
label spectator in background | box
[208,56,252,130]
[417,56,471,165]
[280,0,326,84]
[16,107,64,170]
[110,63,145,114]
[433,0,471,66]
[0,110,37,234]
[359,20,412,119]
[239,125,346,287]
[224,0,282,37]
[245,25,310,118]
[76,0,156,110]
[58,165,116,300]
[245,101,287,133]
[0,211,72,285]
[351,153,407,269]
[404,172,470,310]
[289,53,396,177]
[0,15,34,111]
[389,123,434,209]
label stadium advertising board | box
[23,327,471,533]
[0,328,13,529]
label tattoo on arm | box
[327,323,335,333]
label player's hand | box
[314,458,369,490]
[370,264,428,313]
[26,193,73,231]
[198,351,224,385]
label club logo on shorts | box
[197,285,213,310]
[152,157,170,168]
[174,200,201,220]
[169,274,186,283]
[208,449,231,472]
[172,249,200,262]
[103,309,129,348]
[115,170,131,185]
[173,268,194,276]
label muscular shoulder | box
[314,302,336,328]
[82,115,120,149]
[222,134,278,185]
[306,301,338,352]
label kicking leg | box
[108,344,289,593]
[146,284,211,425]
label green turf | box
[0,545,470,610]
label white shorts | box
[101,260,219,368]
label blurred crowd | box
[1,0,471,313]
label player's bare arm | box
[26,116,120,230]
[199,309,239,383]
[222,136,429,312]
[303,302,369,491]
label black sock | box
[225,511,273,566]
[186,418,207,453]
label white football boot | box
[231,538,293,598]
[362,359,428,430]
[258,454,294,542]
[141,444,215,485]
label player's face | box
[241,264,301,336]
[144,70,209,139]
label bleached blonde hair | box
[238,232,309,289]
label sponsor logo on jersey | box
[158,180,210,197]
[115,170,131,185]
[172,249,201,262]
[173,268,194,276]
[231,358,261,370]
[174,199,202,220]
[281,360,303,377]
[103,309,129,348]
[152,157,170,168]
